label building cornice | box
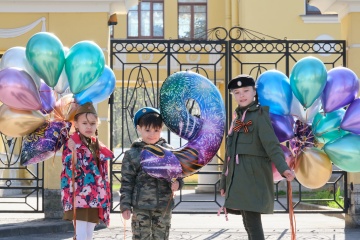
[0,0,138,14]
[309,0,360,20]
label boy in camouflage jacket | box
[120,107,183,240]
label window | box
[178,0,207,40]
[128,0,164,39]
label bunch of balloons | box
[0,32,116,166]
[257,56,360,189]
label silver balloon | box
[0,46,41,89]
[291,94,322,124]
[54,47,69,94]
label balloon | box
[272,145,295,182]
[0,67,42,111]
[26,32,65,87]
[289,120,315,156]
[294,147,332,189]
[141,71,226,180]
[324,134,360,172]
[291,95,322,124]
[321,67,359,113]
[256,70,293,115]
[53,94,79,122]
[20,121,71,166]
[65,41,105,94]
[312,109,347,144]
[74,66,116,105]
[39,81,56,114]
[269,113,294,142]
[0,46,41,88]
[340,98,360,134]
[0,104,46,137]
[54,47,70,94]
[290,56,327,108]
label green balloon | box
[26,32,65,87]
[324,134,360,172]
[65,41,105,94]
[290,56,327,108]
[312,109,346,144]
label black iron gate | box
[0,135,44,213]
[109,27,348,214]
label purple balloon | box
[0,67,42,110]
[39,81,56,114]
[341,98,360,134]
[270,113,295,142]
[321,67,359,113]
[20,121,71,166]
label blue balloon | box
[74,65,116,105]
[256,70,293,115]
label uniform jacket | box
[220,102,289,214]
[61,132,114,226]
[120,138,183,212]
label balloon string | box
[287,180,296,240]
[163,191,176,218]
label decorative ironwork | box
[0,132,44,213]
[206,26,283,41]
[109,30,347,214]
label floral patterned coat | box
[61,132,114,226]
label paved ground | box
[1,212,360,239]
[1,190,360,239]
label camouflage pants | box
[131,208,172,240]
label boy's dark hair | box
[138,112,164,129]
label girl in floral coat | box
[61,102,114,240]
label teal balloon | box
[74,66,116,105]
[324,134,360,172]
[290,56,327,108]
[256,70,292,115]
[312,109,347,144]
[26,32,65,87]
[65,41,105,94]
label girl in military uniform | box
[220,74,295,240]
[120,107,183,240]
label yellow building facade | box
[0,0,360,225]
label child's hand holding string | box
[171,180,180,191]
[282,169,295,181]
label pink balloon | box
[0,67,42,110]
[39,81,56,114]
[272,145,295,182]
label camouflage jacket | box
[120,138,183,212]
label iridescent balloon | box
[256,70,292,115]
[65,41,105,94]
[321,67,359,113]
[312,109,347,144]
[291,95,321,124]
[141,71,226,180]
[294,147,332,189]
[340,98,360,134]
[290,56,327,108]
[0,104,45,137]
[20,121,71,166]
[0,67,42,111]
[324,134,360,172]
[74,65,116,105]
[269,113,294,143]
[54,47,70,94]
[26,32,65,87]
[39,81,56,114]
[272,145,295,182]
[0,46,41,89]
